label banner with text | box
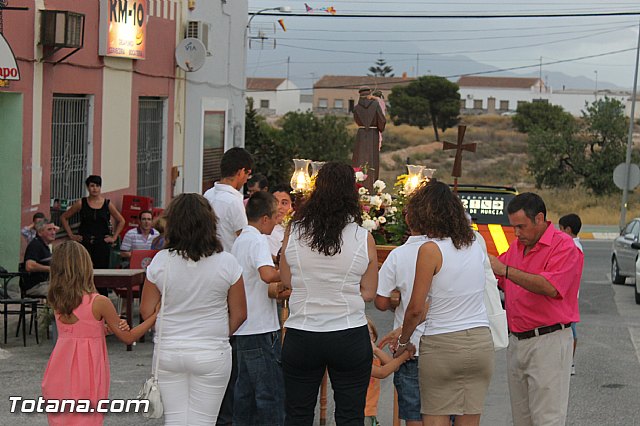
[99,0,147,59]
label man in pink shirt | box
[489,193,583,426]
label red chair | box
[115,250,159,315]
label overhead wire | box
[250,47,636,92]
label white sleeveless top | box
[285,222,369,332]
[424,238,489,336]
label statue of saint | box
[352,86,386,190]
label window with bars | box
[202,111,225,193]
[50,95,91,229]
[137,97,165,206]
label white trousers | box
[507,327,573,426]
[156,345,232,425]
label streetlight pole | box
[246,6,291,46]
[594,70,598,101]
[619,19,640,230]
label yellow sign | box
[0,80,9,88]
[99,0,147,59]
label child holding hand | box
[42,241,158,425]
[365,317,413,426]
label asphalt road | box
[1,239,640,425]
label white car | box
[611,218,640,285]
[632,243,640,304]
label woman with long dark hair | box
[397,180,494,426]
[140,193,247,424]
[280,162,378,426]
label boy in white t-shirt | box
[231,191,284,425]
[375,228,428,426]
[559,213,583,376]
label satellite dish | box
[175,38,206,72]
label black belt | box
[511,323,572,340]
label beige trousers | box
[507,327,573,426]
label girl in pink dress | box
[42,241,158,425]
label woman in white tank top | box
[396,180,494,426]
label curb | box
[579,232,618,240]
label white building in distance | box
[246,77,306,116]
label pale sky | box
[247,0,640,90]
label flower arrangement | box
[356,169,410,245]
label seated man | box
[21,212,45,244]
[120,210,157,265]
[23,219,57,297]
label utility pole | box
[416,53,420,77]
[619,19,640,230]
[594,70,598,101]
[286,56,290,88]
[539,56,542,93]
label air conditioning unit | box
[41,10,84,48]
[186,21,209,53]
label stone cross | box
[442,125,476,189]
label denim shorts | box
[393,358,421,421]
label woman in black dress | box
[61,175,125,270]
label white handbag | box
[137,260,168,418]
[476,232,509,351]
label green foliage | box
[368,58,394,77]
[280,111,352,162]
[244,104,353,186]
[244,98,293,185]
[525,97,629,195]
[388,75,460,141]
[580,98,627,195]
[513,101,574,133]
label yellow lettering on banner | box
[488,224,510,255]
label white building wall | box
[460,86,631,117]
[459,87,547,111]
[547,92,628,116]
[275,81,302,115]
[183,0,247,193]
[248,91,278,112]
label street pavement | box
[1,239,640,425]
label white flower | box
[358,187,368,195]
[362,219,378,231]
[355,171,365,182]
[388,206,398,214]
[378,216,387,224]
[370,195,383,208]
[382,193,393,205]
[373,180,386,192]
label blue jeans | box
[233,330,285,426]
[393,358,422,421]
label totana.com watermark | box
[9,396,149,413]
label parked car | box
[632,254,640,304]
[611,218,640,285]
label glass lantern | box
[310,161,325,176]
[423,168,436,181]
[404,164,425,194]
[290,159,311,192]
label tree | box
[368,58,394,77]
[513,101,573,133]
[388,75,460,141]
[244,98,293,186]
[280,111,352,163]
[579,97,627,195]
[245,105,353,186]
[526,97,628,195]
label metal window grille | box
[50,95,90,228]
[136,98,165,205]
